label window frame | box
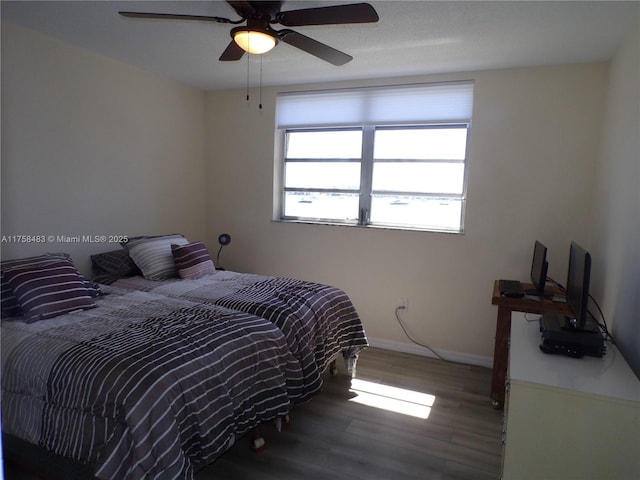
[281,126,363,225]
[279,121,471,233]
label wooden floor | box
[4,348,502,480]
[196,347,502,480]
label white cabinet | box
[502,312,640,480]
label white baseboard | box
[366,337,493,369]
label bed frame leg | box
[250,427,267,453]
[344,351,358,376]
[274,414,290,432]
[329,359,338,376]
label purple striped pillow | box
[4,261,96,323]
[171,241,216,279]
[2,252,75,317]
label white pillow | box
[128,235,189,280]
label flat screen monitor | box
[566,241,591,330]
[526,240,551,297]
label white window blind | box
[276,81,474,128]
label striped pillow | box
[128,236,190,280]
[171,242,216,279]
[1,252,98,317]
[4,261,96,323]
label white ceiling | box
[2,1,638,91]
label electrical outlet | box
[397,298,408,311]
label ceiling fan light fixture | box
[232,28,277,54]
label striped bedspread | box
[1,288,303,480]
[113,271,369,398]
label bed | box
[110,271,368,399]
[94,237,368,394]
[1,255,305,479]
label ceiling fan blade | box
[219,40,246,61]
[279,30,352,66]
[119,11,240,24]
[227,1,285,19]
[277,3,379,27]
[225,1,257,18]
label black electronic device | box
[498,279,525,298]
[539,312,604,357]
[539,241,605,358]
[525,240,553,298]
[566,241,591,330]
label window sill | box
[273,218,464,235]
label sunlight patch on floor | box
[348,378,436,419]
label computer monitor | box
[565,241,591,330]
[526,240,551,297]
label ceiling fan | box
[119,1,379,66]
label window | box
[276,82,474,233]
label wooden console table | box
[490,280,571,408]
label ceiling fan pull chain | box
[246,51,250,102]
[259,55,263,110]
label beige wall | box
[592,18,640,377]
[206,63,608,364]
[1,23,207,275]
